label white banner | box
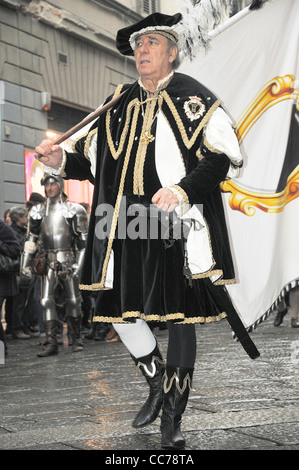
[180,0,299,329]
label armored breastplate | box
[40,202,75,250]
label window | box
[142,0,157,14]
[58,52,68,65]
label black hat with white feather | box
[116,0,267,61]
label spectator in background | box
[26,193,46,343]
[2,209,13,337]
[9,206,39,339]
[3,209,12,226]
[274,285,299,328]
[0,219,21,355]
[26,192,46,211]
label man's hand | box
[152,188,179,212]
[35,139,63,169]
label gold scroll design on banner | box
[221,74,299,216]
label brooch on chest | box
[183,96,206,122]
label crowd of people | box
[0,190,120,358]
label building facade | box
[0,0,250,214]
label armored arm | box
[21,233,39,269]
[72,205,89,278]
[20,205,43,279]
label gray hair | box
[9,206,28,224]
[167,38,181,70]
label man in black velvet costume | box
[35,11,259,449]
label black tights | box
[166,321,196,369]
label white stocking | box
[113,319,156,358]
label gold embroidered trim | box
[84,128,98,158]
[133,94,163,195]
[93,315,131,324]
[203,136,223,154]
[163,371,195,394]
[71,127,97,160]
[72,130,88,152]
[196,148,204,161]
[175,312,227,324]
[170,184,189,206]
[162,92,221,150]
[92,310,227,325]
[79,283,111,291]
[122,311,185,322]
[214,278,236,286]
[192,269,222,279]
[106,85,139,161]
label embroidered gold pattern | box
[183,96,206,122]
[162,92,221,150]
[106,85,139,161]
[133,93,163,195]
[140,130,154,145]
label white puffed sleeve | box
[204,107,243,178]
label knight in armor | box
[21,174,88,357]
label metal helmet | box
[41,173,64,192]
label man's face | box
[18,214,28,227]
[134,33,177,83]
[5,212,12,225]
[45,181,61,200]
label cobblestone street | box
[1,314,299,454]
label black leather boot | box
[69,316,83,352]
[37,320,59,357]
[160,366,194,449]
[131,342,165,428]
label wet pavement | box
[1,314,299,454]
